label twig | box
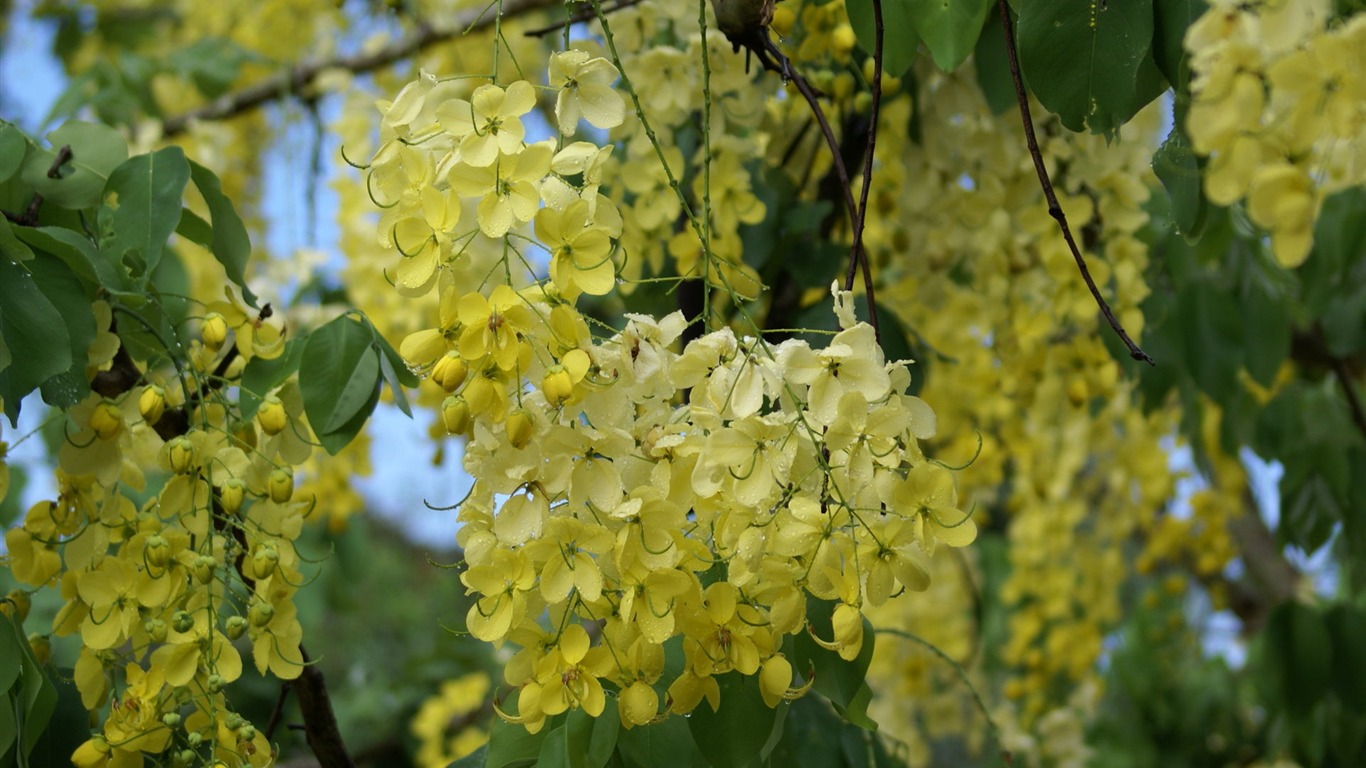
[523,0,645,38]
[843,0,883,341]
[1331,357,1366,441]
[2,144,72,227]
[293,646,356,768]
[265,684,292,742]
[159,0,558,137]
[996,0,1153,365]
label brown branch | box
[842,0,883,341]
[3,144,72,227]
[159,0,559,138]
[523,0,645,38]
[265,683,292,742]
[1331,356,1366,441]
[293,646,356,768]
[996,0,1153,365]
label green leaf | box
[1,613,56,761]
[0,218,34,263]
[688,672,783,768]
[299,315,383,454]
[0,123,28,184]
[1016,0,1168,136]
[1326,604,1366,715]
[487,711,554,768]
[20,121,129,210]
[367,316,419,417]
[792,598,877,728]
[847,0,921,78]
[1263,601,1333,718]
[973,7,1015,115]
[447,744,489,768]
[240,338,306,420]
[12,225,122,290]
[1152,120,1208,242]
[0,258,72,425]
[586,698,621,768]
[28,253,97,412]
[1239,269,1290,387]
[1152,0,1208,91]
[101,147,192,281]
[908,0,991,72]
[188,160,257,307]
[617,715,705,768]
[1178,278,1241,401]
[0,693,14,761]
[537,707,599,768]
[168,38,257,99]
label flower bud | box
[225,615,249,640]
[257,396,288,436]
[506,409,534,450]
[225,713,245,731]
[432,351,468,392]
[89,400,124,441]
[220,478,246,515]
[249,601,276,628]
[192,555,217,585]
[139,385,166,424]
[28,633,51,665]
[145,618,168,643]
[542,365,574,406]
[207,674,225,693]
[830,24,856,57]
[162,712,182,728]
[167,437,196,475]
[202,312,229,350]
[441,395,471,435]
[2,590,31,623]
[186,732,203,748]
[144,534,170,569]
[268,468,293,504]
[172,611,195,634]
[239,725,256,742]
[250,545,279,581]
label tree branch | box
[293,646,356,768]
[996,0,1153,365]
[843,0,883,341]
[523,0,645,38]
[159,0,559,137]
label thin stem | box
[699,0,714,333]
[996,0,1153,365]
[523,0,645,38]
[843,0,883,341]
[1331,358,1366,441]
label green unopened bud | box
[145,618,168,643]
[239,724,257,742]
[506,409,534,450]
[162,712,182,728]
[207,673,225,693]
[225,615,249,640]
[225,712,245,731]
[186,732,203,748]
[144,534,170,568]
[220,478,246,515]
[441,395,471,435]
[268,468,293,503]
[249,601,275,628]
[27,633,50,665]
[192,554,217,585]
[167,437,196,474]
[2,590,30,623]
[89,400,124,441]
[139,385,166,424]
[257,396,288,436]
[172,611,195,634]
[432,351,468,392]
[202,312,229,350]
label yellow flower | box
[456,285,536,371]
[437,81,538,167]
[450,141,553,238]
[537,199,617,297]
[548,50,626,135]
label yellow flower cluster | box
[1186,0,1366,267]
[5,297,313,767]
[369,52,971,729]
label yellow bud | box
[2,590,31,623]
[27,633,51,665]
[432,351,468,392]
[167,437,196,474]
[830,24,856,57]
[506,409,534,450]
[249,600,276,628]
[853,92,872,113]
[145,618,168,643]
[220,478,246,515]
[144,534,170,568]
[250,545,279,580]
[139,385,166,424]
[172,610,195,634]
[202,312,229,349]
[268,467,293,503]
[225,615,249,640]
[542,365,574,406]
[441,395,471,435]
[833,73,855,101]
[257,396,288,436]
[89,400,124,441]
[860,59,900,95]
[192,555,217,585]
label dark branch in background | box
[843,0,883,341]
[1332,357,1366,441]
[265,684,292,742]
[159,0,559,137]
[523,0,645,38]
[996,0,1154,365]
[2,144,71,226]
[294,646,357,768]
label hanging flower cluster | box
[369,47,972,731]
